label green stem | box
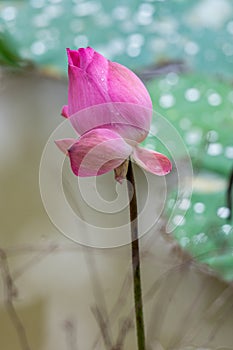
[126,160,146,350]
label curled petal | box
[132,146,172,176]
[61,105,69,118]
[55,138,77,154]
[68,128,132,177]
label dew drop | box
[45,5,63,18]
[206,130,218,143]
[173,215,185,227]
[74,1,101,17]
[112,6,130,21]
[180,236,190,247]
[1,6,17,21]
[192,233,208,245]
[30,0,46,8]
[126,46,141,57]
[225,146,233,159]
[49,0,63,3]
[207,143,223,156]
[222,224,232,235]
[193,202,205,214]
[217,207,230,219]
[33,15,50,28]
[185,88,200,102]
[128,33,145,47]
[149,125,157,137]
[136,3,154,26]
[166,72,179,86]
[185,129,202,145]
[30,41,47,55]
[179,198,191,211]
[184,41,199,56]
[207,92,222,106]
[227,21,233,35]
[159,94,175,108]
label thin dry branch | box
[0,248,31,350]
[63,319,78,350]
[114,317,134,350]
[91,305,113,350]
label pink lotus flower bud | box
[57,47,172,180]
[62,47,152,117]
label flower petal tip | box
[61,105,69,118]
[55,138,76,154]
[132,146,172,176]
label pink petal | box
[132,146,172,176]
[68,128,132,177]
[61,105,69,118]
[55,138,77,154]
[108,61,152,110]
[66,48,152,140]
[67,47,95,69]
[67,49,109,115]
[69,102,151,143]
[67,64,108,116]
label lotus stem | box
[126,160,146,350]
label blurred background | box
[0,0,233,349]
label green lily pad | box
[0,0,233,76]
[143,73,233,281]
[144,73,233,177]
[167,171,233,282]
